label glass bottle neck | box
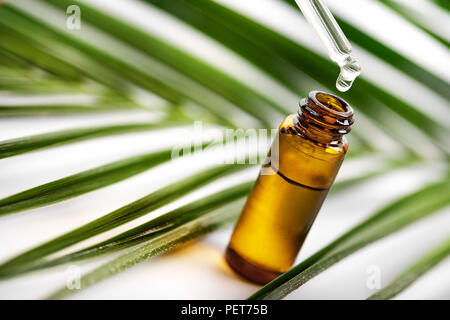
[294,91,354,146]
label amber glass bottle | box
[225,91,354,284]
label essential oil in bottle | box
[225,90,354,284]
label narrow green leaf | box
[0,105,140,117]
[368,236,450,300]
[0,79,95,94]
[41,0,285,126]
[432,0,450,12]
[0,122,181,159]
[0,4,249,127]
[0,148,175,216]
[1,154,413,278]
[0,66,128,97]
[249,177,450,300]
[379,0,450,49]
[147,0,450,154]
[280,0,450,101]
[0,5,184,112]
[146,0,317,98]
[0,50,30,68]
[0,28,82,81]
[0,164,243,273]
[0,22,127,92]
[2,181,253,278]
[336,18,450,101]
[46,200,244,299]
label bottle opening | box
[311,91,353,116]
[297,91,354,142]
[316,92,345,112]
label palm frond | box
[46,199,244,299]
[43,0,288,124]
[0,181,253,278]
[249,176,450,300]
[1,3,264,127]
[0,154,412,279]
[0,122,181,159]
[379,0,450,48]
[0,148,176,216]
[432,0,450,12]
[368,236,450,300]
[0,164,244,274]
[145,0,450,155]
[280,0,450,100]
[0,104,142,117]
[0,0,448,300]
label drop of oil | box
[336,56,361,92]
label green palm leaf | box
[0,181,253,278]
[368,236,450,300]
[0,20,125,91]
[0,104,138,116]
[0,164,243,274]
[0,5,221,124]
[0,0,448,300]
[249,176,450,300]
[0,148,176,216]
[432,0,450,11]
[43,0,288,124]
[145,0,449,155]
[0,154,411,278]
[0,122,181,159]
[379,0,450,48]
[0,3,272,127]
[47,199,244,299]
[279,0,450,100]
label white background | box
[0,0,449,299]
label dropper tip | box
[336,80,351,92]
[335,56,361,92]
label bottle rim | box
[308,90,353,118]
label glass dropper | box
[295,0,361,92]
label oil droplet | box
[336,56,361,92]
